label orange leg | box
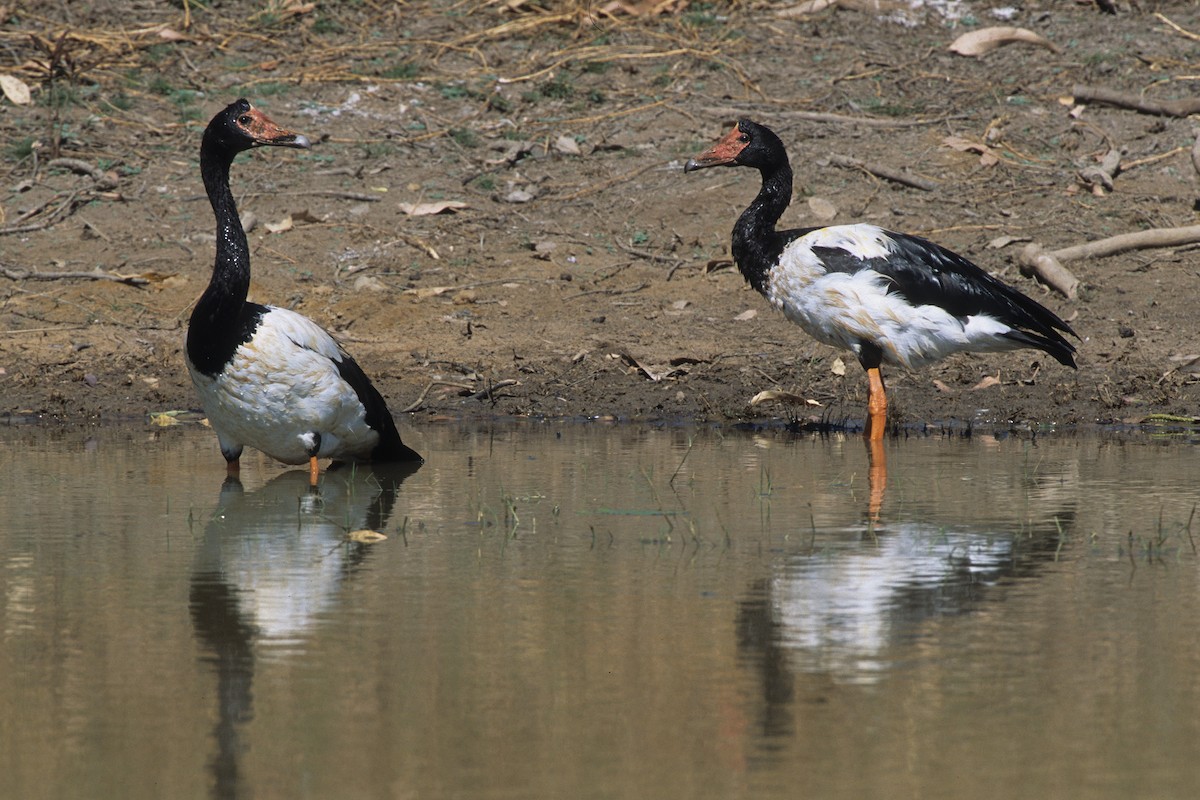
[864,366,888,441]
[865,433,887,523]
[308,455,321,486]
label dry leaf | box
[265,215,293,234]
[502,189,536,204]
[619,352,668,381]
[776,0,838,18]
[0,74,32,105]
[971,375,1003,391]
[831,357,846,376]
[554,136,581,155]
[989,235,1029,249]
[398,200,467,216]
[949,27,1059,57]
[749,389,812,406]
[734,309,757,321]
[942,135,1001,167]
[348,529,388,543]
[148,412,180,427]
[156,27,188,41]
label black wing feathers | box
[804,230,1077,368]
[331,354,422,462]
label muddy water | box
[1,422,1198,800]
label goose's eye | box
[738,134,750,143]
[238,115,252,126]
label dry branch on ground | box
[1072,85,1200,118]
[1020,225,1200,300]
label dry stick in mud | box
[1072,85,1200,118]
[703,106,956,128]
[401,379,520,413]
[44,158,119,190]
[0,263,151,286]
[1,158,120,236]
[1019,225,1200,300]
[828,154,938,192]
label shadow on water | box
[188,461,421,800]
[735,433,1079,750]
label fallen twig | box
[0,189,88,235]
[234,189,383,202]
[401,378,519,412]
[1019,224,1200,299]
[46,158,119,190]
[565,282,649,300]
[1,264,150,286]
[1156,13,1200,42]
[469,378,519,402]
[1119,146,1187,173]
[1017,245,1081,300]
[1077,148,1122,194]
[703,106,960,128]
[829,154,938,191]
[1072,85,1200,118]
[559,161,658,202]
[616,243,684,265]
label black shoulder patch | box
[187,302,269,378]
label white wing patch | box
[765,224,1022,369]
[265,306,347,363]
[187,306,381,464]
[799,224,895,261]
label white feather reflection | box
[740,455,1079,689]
[189,462,419,800]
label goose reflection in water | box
[189,462,420,800]
[735,451,1079,743]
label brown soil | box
[2,1,1198,434]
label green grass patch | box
[380,61,420,80]
[450,128,478,148]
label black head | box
[202,98,311,156]
[684,119,787,173]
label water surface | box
[1,422,1198,799]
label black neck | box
[197,141,250,321]
[187,139,256,376]
[731,158,793,294]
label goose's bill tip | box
[684,156,725,173]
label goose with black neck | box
[685,119,1078,440]
[186,99,421,484]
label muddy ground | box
[2,1,1198,439]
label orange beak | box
[244,107,311,150]
[684,123,745,172]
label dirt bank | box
[2,1,1198,436]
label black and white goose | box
[685,119,1078,439]
[187,99,421,482]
